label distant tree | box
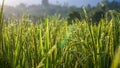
[91,3,107,24]
[92,10,105,23]
[86,4,92,10]
[16,3,26,11]
[67,11,81,24]
[15,3,27,16]
[42,0,49,6]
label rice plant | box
[0,0,120,68]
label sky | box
[0,0,118,7]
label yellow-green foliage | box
[0,0,4,58]
[111,46,120,68]
[0,12,119,68]
[0,1,120,68]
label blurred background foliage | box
[0,0,119,22]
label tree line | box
[1,0,120,23]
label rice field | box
[0,1,120,68]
